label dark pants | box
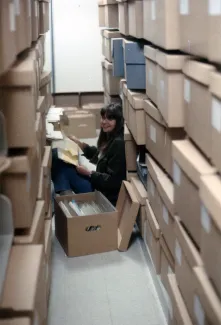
[51,148,93,194]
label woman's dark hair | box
[97,103,124,150]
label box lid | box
[183,60,215,86]
[160,236,175,269]
[124,123,133,141]
[144,45,157,62]
[193,266,221,325]
[14,201,45,245]
[143,99,166,126]
[210,71,221,99]
[157,52,187,71]
[116,181,140,251]
[40,70,52,88]
[172,140,215,188]
[37,96,46,113]
[5,148,36,174]
[174,216,203,268]
[167,273,193,325]
[102,30,121,39]
[102,59,113,71]
[0,319,31,325]
[131,176,148,205]
[146,155,174,215]
[42,146,52,176]
[145,200,160,239]
[127,89,146,109]
[200,175,221,233]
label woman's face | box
[100,116,116,133]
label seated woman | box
[51,103,126,206]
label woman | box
[51,103,126,206]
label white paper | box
[194,295,205,325]
[175,240,182,266]
[150,125,156,143]
[209,0,221,15]
[201,205,211,233]
[9,2,16,32]
[212,97,221,133]
[163,205,169,225]
[184,78,191,103]
[179,0,189,15]
[160,80,165,99]
[151,0,156,20]
[149,178,155,197]
[14,0,20,15]
[173,161,181,186]
[148,68,153,85]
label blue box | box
[112,38,125,77]
[123,40,145,65]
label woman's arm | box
[68,135,97,160]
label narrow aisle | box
[48,228,167,325]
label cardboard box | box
[102,59,120,96]
[146,155,175,259]
[126,171,137,181]
[104,92,121,106]
[101,29,121,63]
[131,176,148,206]
[54,181,140,257]
[44,219,52,303]
[144,45,158,105]
[136,206,146,238]
[39,1,50,34]
[117,1,129,35]
[156,51,187,127]
[37,96,47,157]
[98,0,119,28]
[128,0,143,39]
[14,0,31,54]
[167,273,194,325]
[0,0,16,76]
[40,70,52,113]
[0,245,46,324]
[122,81,129,122]
[62,112,97,139]
[193,266,221,325]
[144,100,184,178]
[2,148,40,229]
[32,0,39,42]
[42,146,52,215]
[210,72,221,172]
[143,0,156,42]
[172,139,215,248]
[35,112,43,175]
[200,174,221,300]
[144,201,161,274]
[82,103,103,129]
[0,112,11,173]
[183,60,215,159]
[14,200,45,245]
[112,38,125,77]
[0,54,38,148]
[127,89,147,145]
[160,236,175,292]
[124,124,137,172]
[0,319,31,325]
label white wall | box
[48,0,103,93]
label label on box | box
[173,161,181,186]
[209,0,221,15]
[201,205,211,233]
[163,205,169,225]
[9,2,16,32]
[179,0,189,15]
[28,0,31,17]
[160,80,165,99]
[148,68,153,85]
[184,78,191,103]
[212,97,221,132]
[14,0,20,15]
[151,0,156,20]
[194,295,205,325]
[149,178,155,196]
[175,240,182,266]
[150,125,156,143]
[35,1,38,16]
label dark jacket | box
[83,135,126,206]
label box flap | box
[103,30,121,39]
[167,273,193,325]
[157,51,187,71]
[40,70,52,88]
[144,45,157,62]
[210,71,221,99]
[5,149,35,174]
[0,319,31,325]
[131,176,148,205]
[127,89,146,109]
[146,154,174,215]
[183,60,215,86]
[200,175,221,233]
[145,200,160,239]
[193,266,221,325]
[102,59,113,71]
[124,123,133,141]
[174,216,203,268]
[42,146,52,176]
[143,99,166,126]
[37,96,46,113]
[172,140,215,188]
[45,219,52,256]
[160,236,175,270]
[14,201,45,245]
[1,245,44,312]
[116,181,140,251]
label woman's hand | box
[68,135,79,144]
[76,165,91,177]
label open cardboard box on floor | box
[54,181,140,257]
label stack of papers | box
[57,142,79,166]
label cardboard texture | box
[126,171,137,181]
[82,102,103,129]
[42,146,52,215]
[98,1,119,28]
[144,45,158,105]
[156,51,187,127]
[143,0,156,43]
[101,29,121,63]
[1,245,46,324]
[62,112,97,139]
[160,236,175,293]
[136,206,146,239]
[200,174,221,300]
[131,176,148,205]
[172,139,215,248]
[2,148,40,229]
[124,124,137,171]
[0,0,16,76]
[0,112,11,173]
[183,60,215,158]
[118,1,129,35]
[144,99,184,178]
[14,0,31,54]
[45,219,52,303]
[32,0,39,42]
[39,1,49,34]
[128,0,143,39]
[102,59,120,96]
[14,200,45,245]
[0,319,31,325]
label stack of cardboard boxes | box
[0,1,52,325]
[98,0,221,324]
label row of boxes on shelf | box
[0,0,50,76]
[98,0,221,63]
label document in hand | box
[57,141,79,166]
